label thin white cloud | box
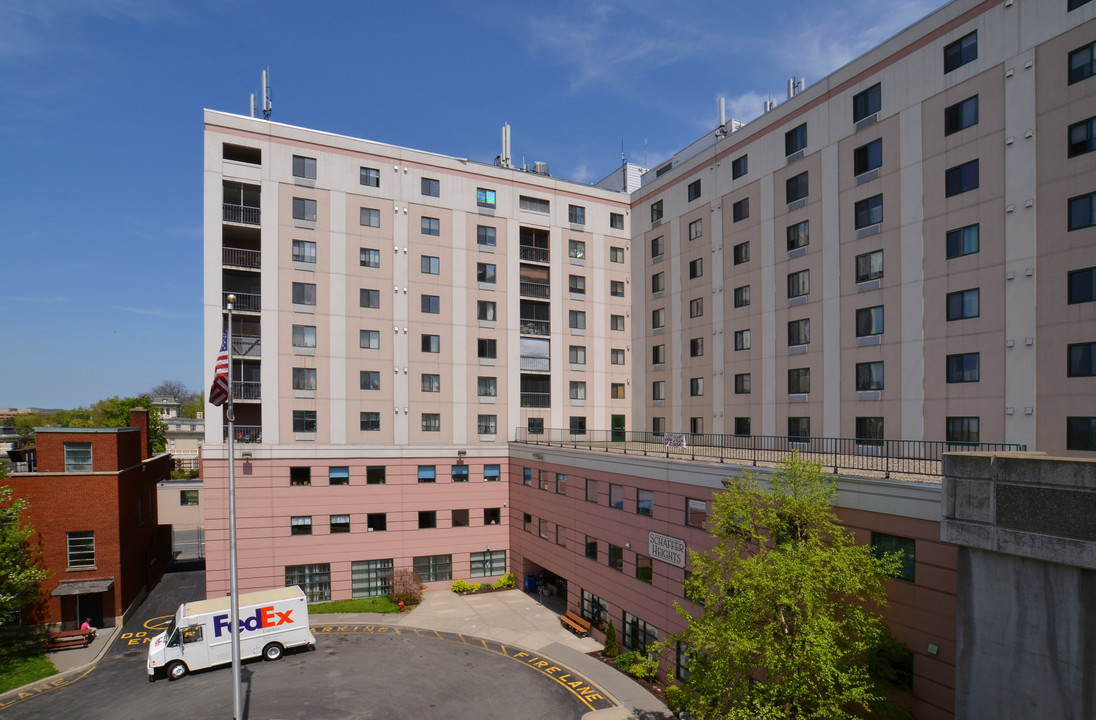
[115,305,192,319]
[3,295,66,303]
[722,92,767,125]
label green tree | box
[603,619,619,658]
[0,472,50,620]
[665,453,902,720]
[57,396,167,453]
[180,391,205,419]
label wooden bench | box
[43,629,96,651]
[560,610,591,638]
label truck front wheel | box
[263,642,283,661]
[166,661,188,680]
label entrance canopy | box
[51,578,114,596]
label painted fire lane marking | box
[310,625,613,711]
[0,667,96,710]
[143,615,173,632]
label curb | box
[0,625,121,706]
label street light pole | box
[225,295,242,720]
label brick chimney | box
[130,407,151,460]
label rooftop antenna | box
[621,140,627,191]
[500,122,512,168]
[644,138,648,167]
[249,92,256,118]
[716,97,728,138]
[261,68,272,120]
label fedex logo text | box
[213,606,294,638]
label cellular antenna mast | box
[261,68,272,120]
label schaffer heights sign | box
[648,531,687,568]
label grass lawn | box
[0,635,57,694]
[308,596,401,614]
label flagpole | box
[225,295,242,720]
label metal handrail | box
[223,247,260,268]
[223,292,260,311]
[520,281,550,299]
[519,319,550,336]
[518,246,549,263]
[223,203,260,225]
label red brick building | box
[7,409,172,629]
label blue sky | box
[0,0,948,409]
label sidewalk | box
[44,624,122,674]
[320,588,673,720]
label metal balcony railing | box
[519,246,550,263]
[520,392,551,408]
[232,381,261,400]
[224,425,262,443]
[223,292,260,312]
[511,429,1028,480]
[223,247,261,269]
[223,203,260,225]
[520,356,550,372]
[519,319,550,336]
[232,336,261,357]
[520,281,550,299]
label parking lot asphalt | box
[1,565,671,720]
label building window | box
[855,194,883,229]
[476,262,496,285]
[731,198,749,223]
[285,563,330,602]
[292,239,316,264]
[1071,0,1094,10]
[569,310,586,330]
[360,166,380,187]
[568,204,586,224]
[651,199,664,223]
[856,306,884,336]
[421,177,439,197]
[788,368,810,394]
[451,508,470,527]
[328,467,349,486]
[610,213,625,231]
[652,308,665,329]
[651,235,665,258]
[421,217,440,236]
[569,381,587,400]
[652,381,666,401]
[64,442,92,472]
[67,531,95,567]
[470,550,506,578]
[610,245,625,262]
[610,311,625,328]
[611,383,626,399]
[476,187,496,208]
[856,250,884,282]
[609,280,626,298]
[360,288,380,309]
[180,490,199,506]
[688,218,703,240]
[585,478,598,502]
[872,533,915,582]
[946,289,980,320]
[651,272,665,294]
[292,367,317,391]
[292,155,316,180]
[360,330,380,349]
[569,274,586,295]
[421,414,441,432]
[366,466,386,485]
[1069,41,1096,84]
[733,242,750,265]
[477,225,496,246]
[734,329,751,351]
[292,197,317,222]
[853,83,881,122]
[608,544,624,571]
[690,338,704,357]
[785,123,807,155]
[787,220,809,250]
[623,612,659,654]
[359,207,380,228]
[1068,342,1096,377]
[687,180,702,201]
[290,516,312,535]
[474,300,496,322]
[292,282,316,306]
[570,416,587,434]
[946,416,980,443]
[856,417,884,446]
[944,30,977,74]
[413,554,452,583]
[609,484,624,509]
[520,195,549,213]
[569,345,587,365]
[292,325,316,349]
[555,473,567,494]
[686,259,703,281]
[1071,119,1096,160]
[689,298,704,318]
[351,559,393,598]
[1069,192,1096,231]
[526,418,544,436]
[735,417,751,435]
[637,489,653,516]
[786,172,809,203]
[360,248,380,268]
[853,139,882,175]
[690,377,704,396]
[484,465,501,482]
[330,515,350,534]
[292,410,317,433]
[945,95,979,135]
[418,511,437,529]
[581,589,608,631]
[786,318,809,347]
[523,468,533,486]
[419,255,441,275]
[420,294,440,314]
[1067,417,1096,450]
[734,373,751,394]
[360,412,380,431]
[422,334,441,353]
[788,417,811,438]
[477,414,497,435]
[945,160,979,197]
[635,555,653,584]
[946,224,980,258]
[732,154,748,178]
[686,498,707,528]
[421,373,440,393]
[651,344,666,365]
[787,270,810,299]
[289,467,311,486]
[651,417,665,433]
[568,239,586,260]
[1070,268,1096,303]
[947,352,981,383]
[856,361,884,391]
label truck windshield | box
[165,617,179,647]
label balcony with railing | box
[223,203,260,225]
[518,245,550,263]
[520,392,551,408]
[223,247,261,269]
[520,281,550,299]
[224,425,262,443]
[232,381,261,401]
[520,318,550,337]
[520,356,550,372]
[231,335,261,358]
[223,291,261,312]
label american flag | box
[209,332,230,407]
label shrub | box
[665,685,691,715]
[603,619,619,658]
[614,651,635,670]
[628,656,658,679]
[478,583,493,592]
[451,579,470,593]
[494,572,516,589]
[388,568,425,605]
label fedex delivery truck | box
[147,586,315,681]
